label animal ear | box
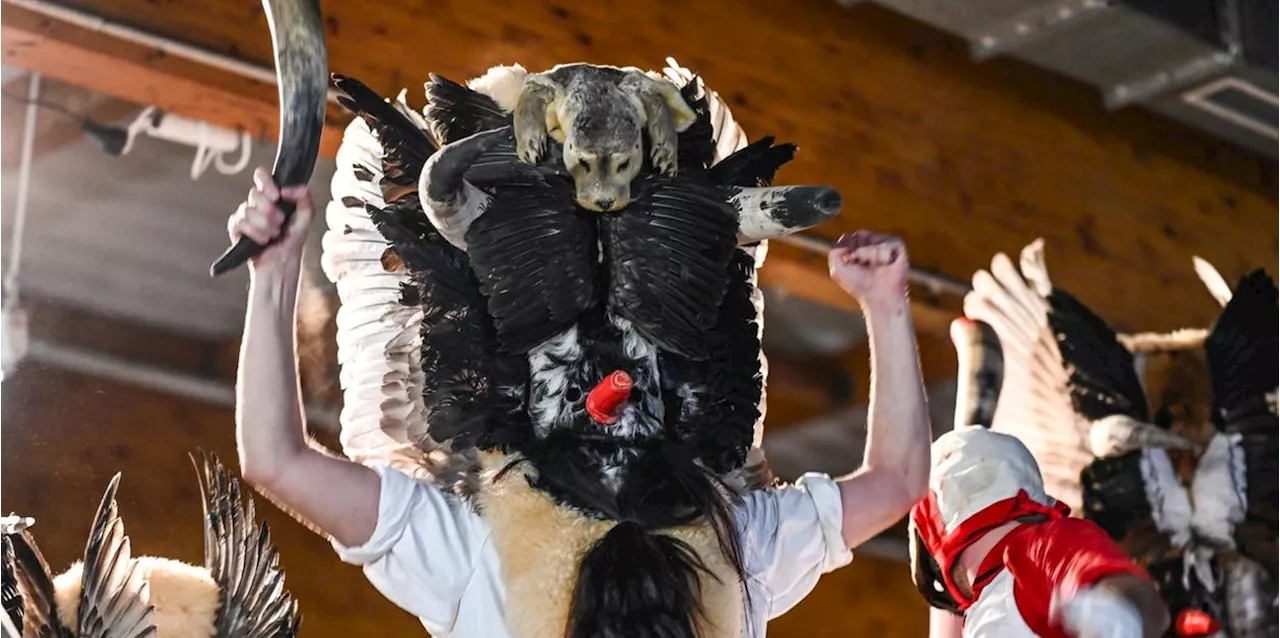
[638,78,694,177]
[514,75,559,165]
[647,78,697,132]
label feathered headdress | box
[321,58,842,637]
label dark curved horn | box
[950,317,1003,429]
[730,185,842,244]
[418,128,504,250]
[210,0,328,277]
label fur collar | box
[477,453,744,638]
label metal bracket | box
[1181,76,1279,139]
[970,0,1110,61]
[1104,50,1237,109]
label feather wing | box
[3,521,64,638]
[2,536,21,635]
[461,143,599,354]
[369,181,531,457]
[76,474,155,638]
[326,77,533,490]
[324,81,447,480]
[660,249,763,475]
[709,137,796,188]
[662,58,772,484]
[1047,288,1149,423]
[960,239,1098,512]
[602,176,739,359]
[661,59,748,165]
[425,74,512,146]
[1204,270,1278,571]
[193,452,300,638]
[332,75,435,193]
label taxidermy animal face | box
[514,63,697,212]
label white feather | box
[1139,448,1193,548]
[962,239,1092,512]
[467,64,529,112]
[322,117,433,479]
[1190,433,1246,547]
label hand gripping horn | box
[209,0,328,276]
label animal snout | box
[576,191,628,212]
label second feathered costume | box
[1,453,300,638]
[321,59,842,637]
[942,239,1277,638]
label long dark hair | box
[499,436,751,638]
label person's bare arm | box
[826,232,932,549]
[929,608,965,638]
[232,167,380,547]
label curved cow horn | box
[951,317,1004,429]
[418,128,504,251]
[210,0,328,277]
[730,185,843,244]
[1089,414,1198,458]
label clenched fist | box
[828,231,910,310]
[226,167,315,271]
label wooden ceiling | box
[2,0,1276,432]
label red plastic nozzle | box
[586,370,633,425]
[1175,609,1221,637]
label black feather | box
[1205,270,1279,574]
[602,176,739,359]
[332,74,438,191]
[193,451,301,638]
[660,250,762,475]
[1205,270,1278,430]
[77,474,155,638]
[1047,289,1150,422]
[1075,453,1172,563]
[2,536,21,633]
[368,196,531,451]
[710,137,796,188]
[3,526,64,637]
[675,79,716,172]
[464,170,599,354]
[424,73,512,146]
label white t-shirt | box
[962,571,1037,637]
[332,465,854,637]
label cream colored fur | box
[467,65,529,113]
[478,453,743,638]
[1118,328,1208,354]
[53,557,220,637]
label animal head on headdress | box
[513,63,698,211]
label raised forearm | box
[228,173,380,547]
[862,300,931,498]
[236,263,308,484]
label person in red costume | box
[909,427,1170,638]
